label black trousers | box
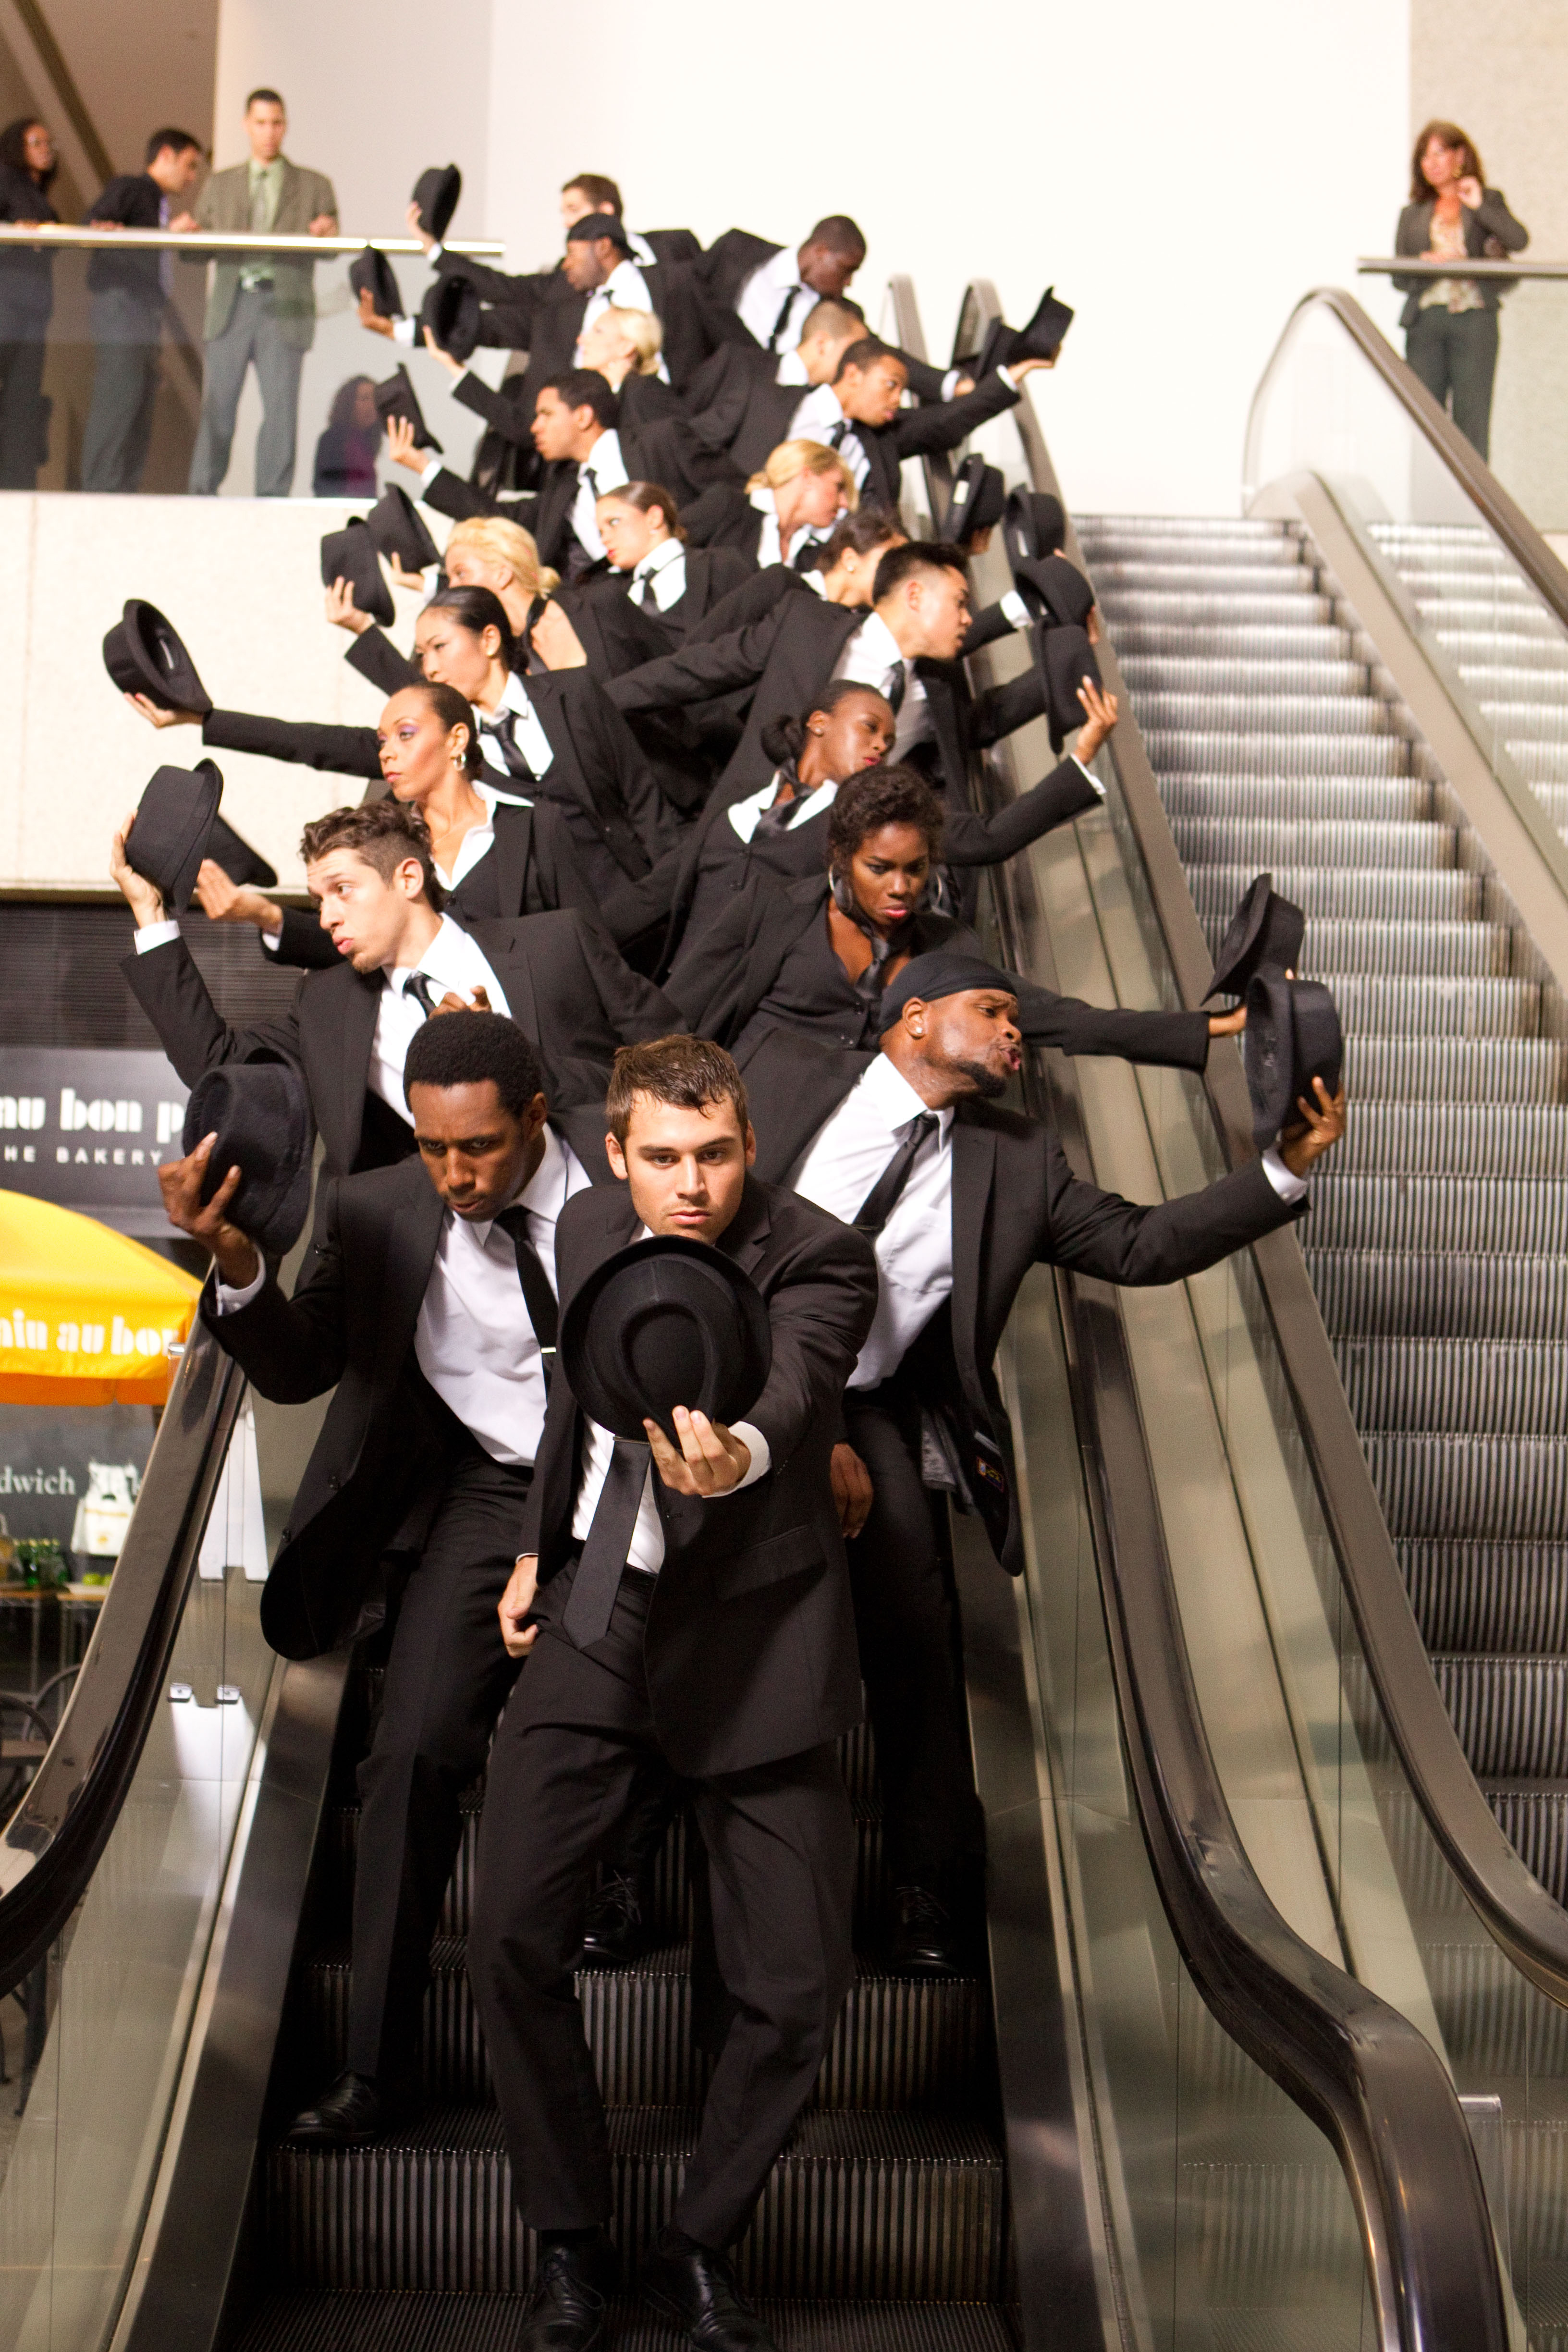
[0,336,46,489]
[468,1562,855,2247]
[1406,305,1499,460]
[346,1434,531,2083]
[844,1381,984,1885]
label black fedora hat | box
[1243,971,1343,1151]
[978,287,1075,378]
[1039,625,1102,753]
[208,814,277,890]
[373,364,442,453]
[1206,872,1307,1002]
[349,245,403,320]
[1014,550,1095,632]
[320,518,394,625]
[561,1235,772,1445]
[124,760,222,914]
[183,1061,313,1261]
[102,599,212,716]
[1002,487,1066,570]
[419,270,481,364]
[944,455,1006,549]
[365,481,439,573]
[412,164,462,243]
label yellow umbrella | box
[0,1192,202,1406]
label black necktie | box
[827,419,850,448]
[791,535,820,573]
[493,1206,558,1388]
[564,1437,650,1646]
[582,464,600,502]
[636,567,659,610]
[404,969,439,1017]
[853,1113,939,1237]
[481,711,533,780]
[885,663,907,716]
[768,283,802,351]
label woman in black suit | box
[681,438,856,566]
[0,116,59,488]
[1395,120,1529,460]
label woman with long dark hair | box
[1395,120,1528,460]
[0,117,60,487]
[312,375,380,496]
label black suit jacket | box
[741,1025,1301,1576]
[437,250,716,394]
[564,546,756,679]
[686,355,1021,496]
[203,673,677,898]
[122,908,681,1177]
[519,1173,878,1776]
[669,870,1213,1066]
[684,335,954,440]
[606,587,1054,804]
[202,1141,618,1660]
[421,413,738,563]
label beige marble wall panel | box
[3,492,440,893]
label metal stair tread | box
[274,2101,1005,2165]
[226,2289,1023,2352]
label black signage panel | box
[0,1049,190,1236]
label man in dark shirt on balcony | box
[82,127,203,493]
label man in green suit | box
[187,88,337,497]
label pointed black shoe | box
[287,2069,410,2145]
[518,2234,618,2352]
[579,1869,645,1967]
[639,2229,780,2350]
[890,1881,963,1977]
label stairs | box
[230,1668,1016,2348]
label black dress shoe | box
[640,2230,780,2350]
[890,1882,962,1977]
[287,2069,410,2145]
[579,1870,645,1967]
[519,2235,618,2352]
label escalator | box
[0,279,1536,2352]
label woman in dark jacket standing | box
[0,117,60,488]
[1395,120,1528,461]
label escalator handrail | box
[895,269,1509,2349]
[1244,285,1568,630]
[0,1321,245,1995]
[1033,290,1568,2011]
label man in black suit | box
[468,1036,877,2352]
[81,126,203,492]
[160,1010,616,2144]
[696,217,866,361]
[685,298,963,458]
[558,172,700,269]
[742,956,1346,1971]
[111,799,680,1178]
[609,538,1062,811]
[776,335,1049,514]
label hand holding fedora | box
[157,1132,261,1292]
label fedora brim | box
[561,1235,772,1443]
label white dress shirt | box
[774,345,810,387]
[735,244,812,355]
[568,1229,772,1573]
[833,609,931,760]
[215,1126,590,1470]
[629,534,686,613]
[577,256,653,344]
[787,382,869,488]
[441,777,533,888]
[477,669,557,782]
[727,773,839,844]
[790,1053,1310,1392]
[571,428,631,561]
[367,915,511,1120]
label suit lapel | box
[373,1158,446,1371]
[489,803,535,919]
[491,924,541,1044]
[717,1174,772,1277]
[950,1112,996,1398]
[919,665,971,799]
[313,964,381,1169]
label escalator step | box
[295,1941,986,2111]
[1307,975,1539,1035]
[1189,864,1483,923]
[1088,561,1321,596]
[1334,1337,1568,1432]
[1138,694,1393,739]
[1486,1787,1568,1910]
[1401,1539,1568,1652]
[1335,1036,1566,1102]
[1108,620,1356,660]
[1291,921,1512,978]
[1433,1657,1568,1778]
[267,2105,1007,2297]
[1361,1434,1568,1539]
[1502,739,1568,782]
[1171,818,1448,870]
[1118,656,1371,697]
[1323,1104,1568,1175]
[1435,628,1568,668]
[1462,667,1568,705]
[1310,1176,1568,1253]
[1142,731,1410,777]
[1309,1250,1568,1338]
[1165,776,1428,822]
[1094,589,1339,626]
[1413,1936,1559,2073]
[227,2289,1021,2352]
[1416,597,1561,632]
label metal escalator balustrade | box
[1078,501,1568,2342]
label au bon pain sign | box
[0,1049,190,1237]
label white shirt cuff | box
[940,367,961,400]
[1071,755,1106,799]
[451,364,470,387]
[135,919,179,954]
[1261,1147,1308,1204]
[260,927,281,954]
[392,314,416,346]
[999,363,1020,391]
[1000,589,1029,632]
[212,1257,266,1314]
[707,1420,771,1494]
[428,240,445,263]
[419,456,444,486]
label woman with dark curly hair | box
[669,762,1242,1071]
[0,116,59,487]
[1395,119,1528,459]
